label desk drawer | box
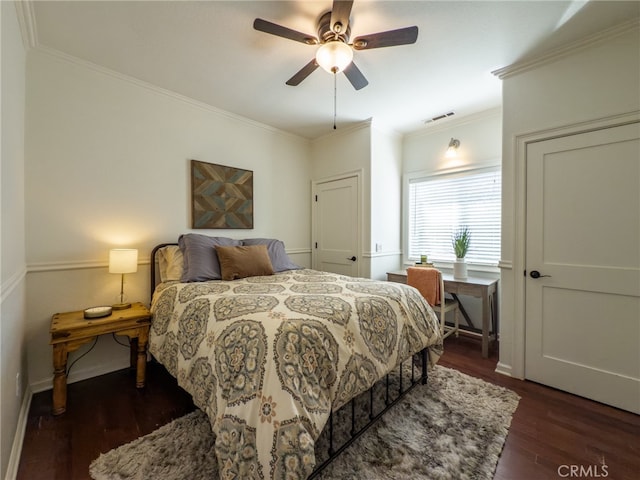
[444,281,481,297]
[387,273,407,284]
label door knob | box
[347,256,357,262]
[530,270,551,279]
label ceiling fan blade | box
[352,26,418,50]
[330,1,354,34]
[343,62,368,90]
[253,18,318,45]
[286,59,319,86]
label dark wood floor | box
[17,336,640,480]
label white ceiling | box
[30,1,639,139]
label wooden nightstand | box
[49,302,152,415]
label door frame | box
[504,110,640,380]
[311,170,363,277]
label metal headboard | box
[149,243,178,302]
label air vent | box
[424,111,455,124]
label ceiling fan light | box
[315,41,353,74]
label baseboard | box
[30,357,131,393]
[454,327,482,339]
[495,361,513,377]
[14,361,132,479]
[4,385,33,480]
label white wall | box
[369,123,403,280]
[498,22,640,378]
[1,2,28,478]
[24,50,312,392]
[403,108,502,183]
[310,121,372,277]
[308,108,503,293]
[310,120,407,281]
[401,109,502,330]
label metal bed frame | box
[149,243,430,477]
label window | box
[407,167,501,266]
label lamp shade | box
[109,249,138,274]
[315,40,353,73]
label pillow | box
[241,238,301,272]
[178,233,242,282]
[215,244,274,281]
[157,245,184,282]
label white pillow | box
[158,245,184,282]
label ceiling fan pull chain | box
[333,72,337,130]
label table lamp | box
[109,248,138,310]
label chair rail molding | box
[1,266,27,303]
[498,260,513,270]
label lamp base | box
[112,302,132,310]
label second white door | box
[313,175,360,277]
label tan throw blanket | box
[407,267,441,306]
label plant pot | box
[453,258,467,280]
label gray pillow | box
[179,233,242,281]
[241,238,301,272]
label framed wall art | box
[190,159,254,229]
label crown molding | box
[311,118,373,144]
[312,117,403,142]
[405,107,502,139]
[32,45,309,143]
[493,18,640,80]
[14,0,38,49]
[18,0,306,142]
[370,119,403,140]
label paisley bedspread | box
[149,269,443,479]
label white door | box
[313,175,360,276]
[525,122,640,413]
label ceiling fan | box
[253,0,418,90]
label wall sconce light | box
[109,248,138,310]
[445,138,461,158]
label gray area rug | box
[90,365,519,480]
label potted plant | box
[452,226,470,279]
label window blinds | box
[408,168,501,265]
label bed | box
[148,234,443,479]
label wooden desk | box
[49,302,151,415]
[387,270,498,358]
